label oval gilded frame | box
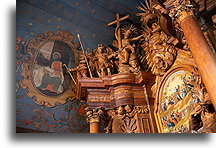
[21,31,80,107]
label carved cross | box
[107,14,129,50]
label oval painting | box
[32,40,75,96]
[159,70,201,133]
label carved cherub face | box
[116,106,124,115]
[124,105,132,113]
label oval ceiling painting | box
[21,31,79,107]
[32,40,74,96]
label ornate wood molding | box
[163,0,198,24]
[105,104,155,133]
[136,0,179,76]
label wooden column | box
[164,0,216,108]
[86,108,103,133]
[89,121,100,133]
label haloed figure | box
[118,25,143,73]
[39,52,64,94]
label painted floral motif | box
[17,99,88,133]
[16,37,88,133]
[159,70,201,133]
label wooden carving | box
[107,14,143,75]
[106,105,154,133]
[89,44,114,77]
[85,107,104,124]
[69,52,88,78]
[136,0,178,76]
[117,25,143,74]
[189,98,216,133]
[120,117,137,133]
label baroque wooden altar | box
[68,0,215,133]
[76,72,157,133]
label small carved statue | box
[117,25,143,74]
[69,52,88,78]
[91,44,113,77]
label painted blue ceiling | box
[16,0,144,133]
[16,0,142,51]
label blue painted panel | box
[16,0,142,133]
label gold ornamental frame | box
[21,31,80,107]
[154,64,202,133]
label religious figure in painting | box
[161,116,175,129]
[38,52,64,94]
[174,85,182,101]
[182,74,195,91]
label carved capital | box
[164,0,197,24]
[85,108,104,123]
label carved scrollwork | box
[136,0,178,76]
[163,0,199,24]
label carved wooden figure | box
[91,44,113,77]
[69,52,88,78]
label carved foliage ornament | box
[106,105,149,133]
[85,108,104,124]
[136,0,178,76]
[21,31,80,107]
[163,0,198,24]
[120,117,137,133]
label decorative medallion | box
[21,31,80,107]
